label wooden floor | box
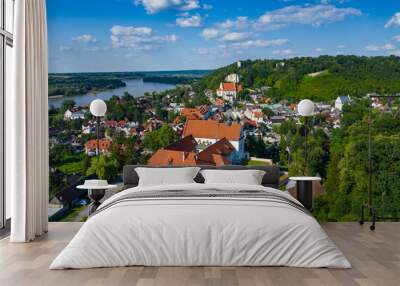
[0,222,399,286]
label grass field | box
[61,206,86,222]
[246,159,271,166]
[57,161,84,175]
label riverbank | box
[48,79,176,108]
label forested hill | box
[198,55,400,101]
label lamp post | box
[290,99,317,210]
[297,99,315,173]
[90,99,107,161]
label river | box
[48,79,176,108]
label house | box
[82,123,95,134]
[196,137,236,165]
[270,116,286,125]
[216,82,243,103]
[225,73,241,83]
[148,135,235,166]
[182,120,246,163]
[164,135,197,153]
[244,109,264,123]
[215,98,225,107]
[64,108,86,120]
[85,139,112,156]
[198,105,212,119]
[335,95,351,111]
[181,108,203,120]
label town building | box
[216,82,243,103]
[181,106,212,120]
[244,108,264,124]
[182,120,246,163]
[335,95,351,111]
[148,135,235,166]
[64,108,86,120]
[85,139,112,156]
[225,73,241,83]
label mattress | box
[50,183,351,269]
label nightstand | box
[77,180,117,215]
[289,177,321,210]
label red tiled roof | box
[247,120,257,127]
[181,108,203,120]
[211,154,230,166]
[198,105,209,115]
[219,82,243,92]
[183,120,241,141]
[173,116,181,125]
[85,139,112,151]
[197,138,235,165]
[253,111,263,118]
[165,135,197,153]
[215,99,225,106]
[118,120,128,127]
[104,120,118,127]
[148,150,200,166]
[148,137,234,167]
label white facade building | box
[335,96,351,111]
[225,73,241,83]
[64,109,86,120]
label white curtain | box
[8,0,49,242]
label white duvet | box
[50,183,351,269]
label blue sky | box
[47,0,400,73]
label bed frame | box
[123,165,281,189]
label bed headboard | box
[123,165,281,189]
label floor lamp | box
[359,94,400,231]
[86,99,107,214]
[289,99,317,210]
[298,99,315,172]
[89,99,107,161]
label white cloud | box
[111,25,153,37]
[201,28,221,40]
[134,0,201,14]
[216,16,250,30]
[59,46,72,52]
[255,4,361,30]
[72,34,97,43]
[315,47,323,52]
[192,47,213,55]
[392,35,400,42]
[385,12,400,28]
[272,49,294,55]
[110,25,177,50]
[176,14,202,27]
[83,46,110,52]
[201,16,250,40]
[221,32,252,42]
[220,39,289,50]
[365,44,396,52]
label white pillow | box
[136,167,200,186]
[200,169,265,185]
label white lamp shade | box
[298,99,315,117]
[90,99,107,117]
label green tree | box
[262,107,274,118]
[87,155,119,181]
[60,99,76,113]
[141,124,177,152]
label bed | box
[50,165,351,269]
